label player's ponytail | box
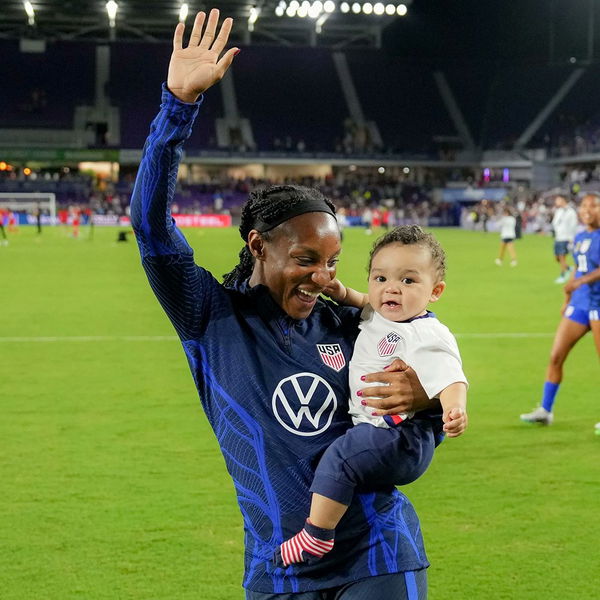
[222,185,336,287]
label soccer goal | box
[0,192,56,221]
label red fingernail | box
[360,400,367,406]
[360,375,366,381]
[383,364,390,370]
[356,390,362,397]
[234,49,241,56]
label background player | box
[278,225,468,567]
[551,194,578,283]
[521,194,600,426]
[495,206,518,266]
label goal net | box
[0,192,56,221]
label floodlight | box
[249,6,260,24]
[106,1,118,22]
[312,1,323,11]
[276,5,285,16]
[290,0,300,9]
[397,3,407,15]
[179,3,189,23]
[363,2,373,14]
[341,2,350,12]
[308,4,321,18]
[316,13,329,32]
[374,2,384,14]
[378,167,385,174]
[385,3,395,14]
[23,1,35,25]
[324,0,335,12]
[403,167,410,174]
[297,5,309,17]
[352,2,361,13]
[286,5,296,15]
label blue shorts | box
[564,305,590,326]
[246,569,427,600]
[501,238,515,244]
[554,241,570,256]
[310,416,439,506]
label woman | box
[495,206,518,267]
[520,194,600,426]
[131,10,442,599]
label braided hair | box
[222,185,337,287]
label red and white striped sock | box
[279,520,335,566]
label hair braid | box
[222,185,336,287]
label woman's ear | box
[429,281,446,303]
[247,230,266,261]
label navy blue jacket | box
[130,87,430,593]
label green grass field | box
[1,224,598,599]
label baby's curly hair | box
[368,224,446,281]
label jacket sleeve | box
[130,85,220,341]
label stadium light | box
[397,3,407,15]
[340,2,350,12]
[316,13,329,32]
[374,2,384,14]
[351,2,361,13]
[297,4,309,17]
[276,5,285,16]
[323,0,336,12]
[363,2,373,14]
[178,3,189,23]
[308,2,321,19]
[105,1,118,28]
[23,1,35,26]
[378,166,385,174]
[248,6,260,31]
[286,5,296,15]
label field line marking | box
[0,335,179,342]
[0,333,555,343]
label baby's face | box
[368,243,442,322]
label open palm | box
[167,8,238,103]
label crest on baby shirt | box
[377,332,402,357]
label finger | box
[211,16,233,55]
[383,358,409,372]
[199,7,220,49]
[359,384,397,399]
[188,11,206,46]
[173,22,185,51]
[214,47,239,80]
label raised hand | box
[167,8,238,103]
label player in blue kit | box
[521,194,600,427]
[130,9,443,598]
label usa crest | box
[316,344,346,372]
[377,332,402,357]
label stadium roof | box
[1,0,413,48]
[2,1,597,60]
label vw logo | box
[272,372,338,437]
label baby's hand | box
[442,407,467,438]
[322,278,347,304]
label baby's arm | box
[439,382,468,437]
[322,278,369,309]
